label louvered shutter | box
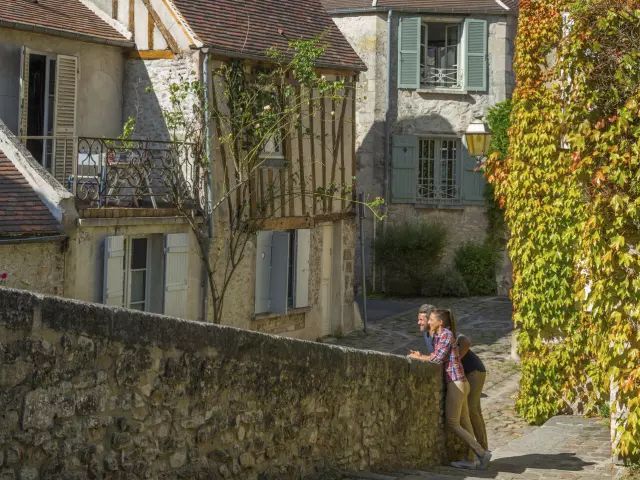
[398,16,421,89]
[19,47,30,141]
[255,231,273,314]
[391,135,418,203]
[461,140,486,205]
[294,229,311,308]
[465,19,488,91]
[54,55,78,184]
[103,236,125,306]
[270,231,290,316]
[163,233,189,318]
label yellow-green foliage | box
[486,0,640,460]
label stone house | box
[0,0,365,339]
[323,0,518,291]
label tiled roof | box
[322,0,516,14]
[0,151,62,237]
[171,0,366,71]
[0,0,129,44]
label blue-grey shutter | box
[103,236,125,306]
[465,19,488,91]
[461,141,486,205]
[391,135,418,203]
[270,231,290,315]
[163,233,189,318]
[255,231,273,314]
[398,16,421,89]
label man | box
[409,304,488,452]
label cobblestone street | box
[327,297,622,480]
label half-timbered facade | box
[0,0,365,339]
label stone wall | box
[0,241,65,296]
[0,287,446,479]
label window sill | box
[253,306,311,320]
[416,88,468,95]
[415,203,466,211]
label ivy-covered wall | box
[486,0,640,460]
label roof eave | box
[198,45,367,72]
[327,6,515,16]
[0,19,135,48]
[0,233,66,244]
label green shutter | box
[465,19,488,91]
[398,16,421,89]
[461,141,486,205]
[391,135,418,203]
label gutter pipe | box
[0,19,135,48]
[0,234,67,245]
[201,49,214,322]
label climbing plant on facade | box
[485,0,640,460]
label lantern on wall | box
[464,117,493,162]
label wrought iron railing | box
[75,138,205,209]
[420,67,462,89]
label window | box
[398,17,488,91]
[420,23,461,88]
[259,131,285,169]
[391,135,486,206]
[418,138,460,204]
[103,233,190,318]
[254,229,311,315]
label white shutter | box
[163,233,189,318]
[255,231,273,314]
[19,47,30,140]
[54,55,78,184]
[103,236,125,306]
[270,231,290,315]
[294,229,311,308]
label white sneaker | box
[477,451,492,470]
[450,459,480,469]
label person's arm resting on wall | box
[429,332,452,364]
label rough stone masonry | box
[0,287,446,479]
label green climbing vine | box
[485,0,640,461]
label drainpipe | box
[381,9,393,292]
[201,49,214,322]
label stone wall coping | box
[0,286,442,379]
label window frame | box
[125,235,151,312]
[419,18,464,90]
[416,136,462,206]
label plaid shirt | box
[432,328,466,383]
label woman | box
[412,308,491,470]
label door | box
[320,223,333,337]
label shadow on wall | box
[353,113,457,293]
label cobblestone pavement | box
[327,297,623,480]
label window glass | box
[418,138,460,204]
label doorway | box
[24,53,56,171]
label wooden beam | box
[351,77,357,205]
[314,211,356,223]
[309,88,317,216]
[159,0,195,45]
[279,169,286,218]
[267,168,275,217]
[297,85,306,215]
[126,50,175,59]
[341,89,346,211]
[112,0,118,19]
[330,96,337,213]
[320,97,327,213]
[252,216,314,231]
[148,11,154,50]
[129,0,134,41]
[140,0,179,53]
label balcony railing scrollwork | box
[420,67,463,89]
[76,137,206,210]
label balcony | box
[420,67,463,89]
[19,136,205,212]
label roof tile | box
[0,0,128,43]
[0,151,62,237]
[171,0,366,71]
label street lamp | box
[464,117,493,164]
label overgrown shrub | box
[438,269,470,297]
[454,242,498,296]
[374,220,448,295]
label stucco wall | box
[64,222,203,321]
[0,287,447,479]
[0,29,125,138]
[332,13,516,290]
[0,241,65,296]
